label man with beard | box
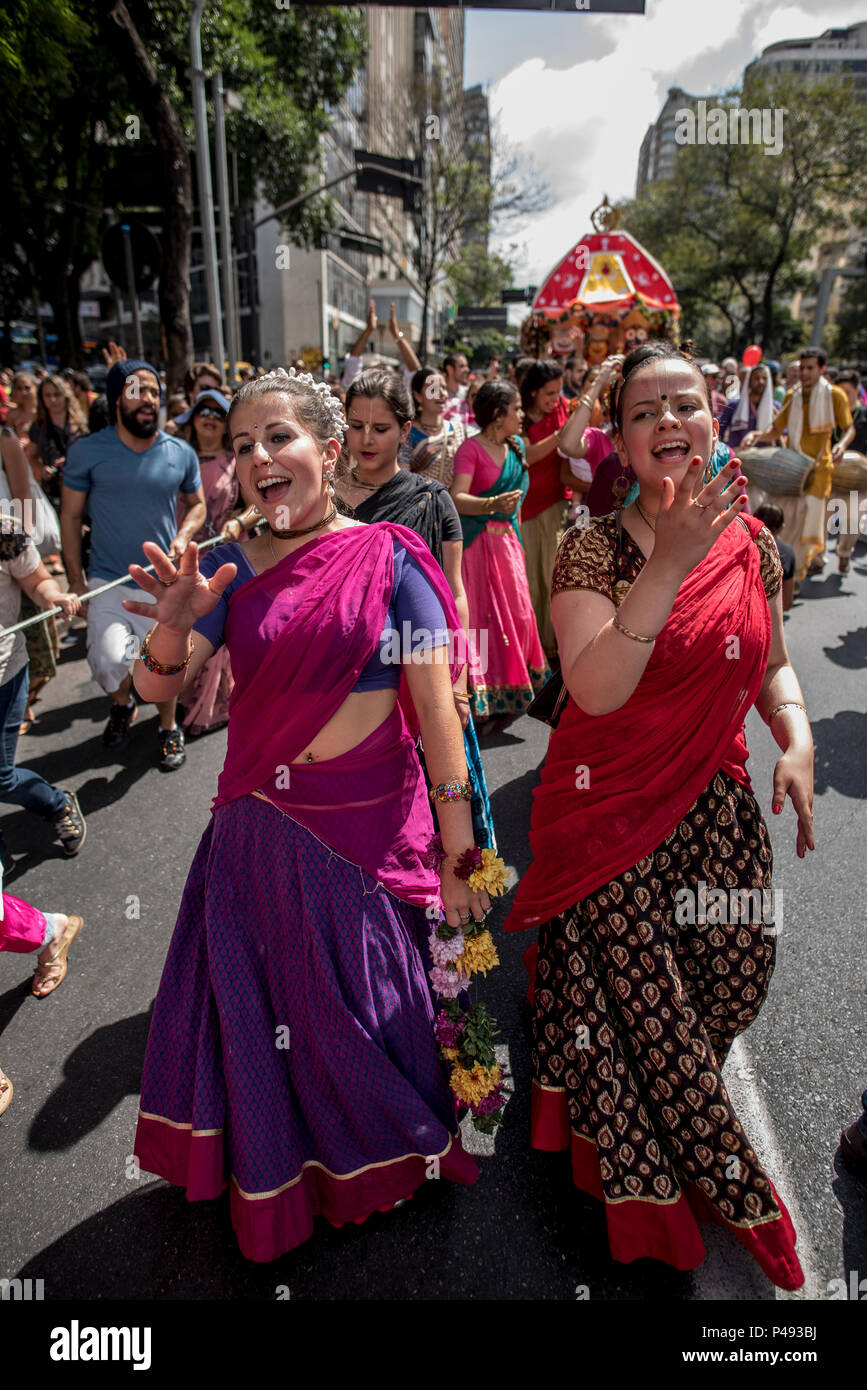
[61,360,205,769]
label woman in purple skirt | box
[125,369,488,1262]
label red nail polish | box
[729,459,739,469]
[772,804,781,814]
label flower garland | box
[426,834,510,1135]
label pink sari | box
[213,521,464,906]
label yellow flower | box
[441,1047,460,1061]
[450,1062,502,1107]
[467,849,509,897]
[456,929,500,978]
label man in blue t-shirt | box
[61,359,205,770]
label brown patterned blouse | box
[551,511,782,607]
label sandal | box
[0,1066,12,1116]
[32,913,83,999]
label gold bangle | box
[612,616,656,644]
[769,702,807,722]
[454,693,470,704]
[578,395,593,409]
[139,626,195,676]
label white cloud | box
[474,0,867,287]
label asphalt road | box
[0,540,864,1302]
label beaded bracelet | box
[769,701,807,722]
[612,616,656,644]
[430,779,472,804]
[139,626,195,676]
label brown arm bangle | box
[139,626,195,676]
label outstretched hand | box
[652,456,748,578]
[122,541,237,635]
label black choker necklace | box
[269,505,337,540]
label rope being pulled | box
[0,534,229,641]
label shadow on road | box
[823,625,867,670]
[811,710,867,797]
[28,1007,154,1152]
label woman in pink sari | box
[451,381,550,735]
[125,368,489,1261]
[175,389,258,736]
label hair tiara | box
[251,365,346,444]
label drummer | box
[741,346,853,579]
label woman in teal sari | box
[451,381,550,735]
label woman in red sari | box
[506,342,814,1291]
[520,361,572,660]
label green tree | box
[445,245,515,307]
[1,1,365,381]
[829,273,867,362]
[619,74,867,358]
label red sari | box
[506,512,804,1291]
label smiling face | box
[192,404,227,454]
[532,377,564,417]
[615,359,717,495]
[346,395,409,469]
[231,394,339,527]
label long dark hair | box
[345,369,413,429]
[520,359,564,418]
[612,340,711,434]
[472,380,526,464]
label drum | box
[738,447,814,496]
[832,451,867,493]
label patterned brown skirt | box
[530,770,803,1289]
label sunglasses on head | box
[196,406,226,420]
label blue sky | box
[463,1,867,290]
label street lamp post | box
[212,70,240,383]
[189,1,225,372]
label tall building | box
[463,83,491,250]
[746,22,867,339]
[256,7,466,372]
[635,87,710,195]
[745,22,867,92]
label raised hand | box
[652,456,748,578]
[101,340,126,368]
[122,540,237,636]
[388,302,399,338]
[366,299,377,334]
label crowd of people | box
[0,322,864,1288]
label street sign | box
[338,231,385,258]
[101,221,161,293]
[306,1,644,9]
[354,151,422,213]
[456,306,509,330]
[500,288,536,304]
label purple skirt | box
[135,794,477,1261]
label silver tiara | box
[258,366,346,444]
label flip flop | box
[31,913,83,999]
[0,1066,12,1116]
